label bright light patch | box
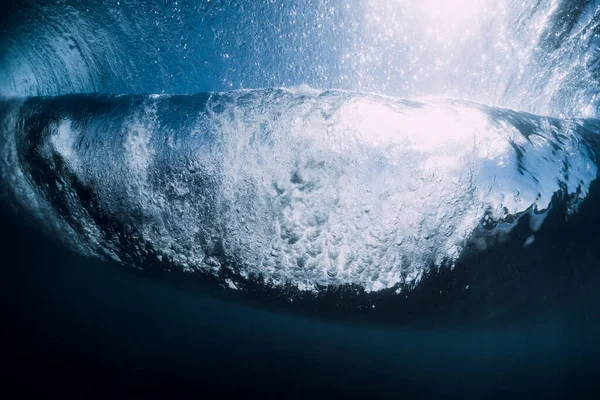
[361,0,498,48]
[413,0,487,26]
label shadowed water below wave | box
[1,187,600,397]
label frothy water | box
[2,90,598,293]
[1,0,600,297]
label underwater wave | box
[1,88,599,293]
[1,0,599,118]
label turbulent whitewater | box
[1,89,598,292]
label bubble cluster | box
[1,90,597,292]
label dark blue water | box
[2,204,600,398]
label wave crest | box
[1,89,598,292]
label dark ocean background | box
[2,0,600,397]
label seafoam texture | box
[1,89,598,292]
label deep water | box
[2,195,600,398]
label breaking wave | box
[1,88,599,293]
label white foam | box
[2,91,598,293]
[120,91,597,291]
